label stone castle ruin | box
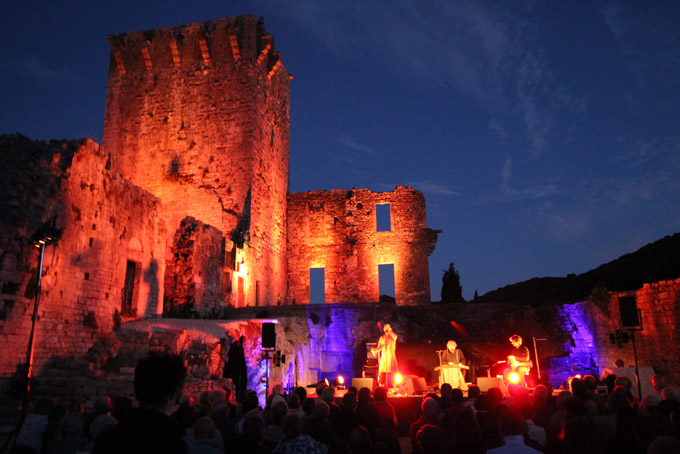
[0,16,437,383]
[1,16,678,408]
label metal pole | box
[631,330,642,401]
[532,337,541,380]
[24,242,46,407]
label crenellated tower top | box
[106,16,285,79]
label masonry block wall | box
[164,217,227,317]
[102,16,290,308]
[608,279,680,384]
[0,135,165,376]
[287,186,439,306]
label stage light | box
[394,372,404,385]
[508,371,521,385]
[333,375,345,389]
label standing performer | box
[371,324,398,388]
[439,340,466,389]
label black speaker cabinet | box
[618,296,640,327]
[262,322,276,349]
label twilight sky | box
[2,1,679,300]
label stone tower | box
[102,16,290,309]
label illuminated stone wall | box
[287,186,439,306]
[102,16,290,308]
[0,135,166,376]
[164,217,228,317]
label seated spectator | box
[348,425,372,454]
[519,402,546,449]
[592,388,633,446]
[531,384,554,430]
[570,378,598,419]
[273,414,327,454]
[89,397,117,441]
[439,384,453,411]
[238,410,266,454]
[547,390,572,441]
[44,412,90,454]
[416,424,444,454]
[210,398,235,453]
[189,417,223,454]
[356,387,378,438]
[463,385,480,412]
[583,375,606,415]
[647,436,680,454]
[615,376,638,406]
[373,387,399,454]
[661,386,680,404]
[449,407,484,454]
[16,397,56,454]
[303,401,345,452]
[292,386,307,404]
[287,393,305,418]
[486,409,541,454]
[334,391,361,439]
[562,415,601,454]
[264,400,289,450]
[93,352,188,454]
[641,375,666,409]
[321,387,341,424]
[410,397,442,454]
[111,395,133,422]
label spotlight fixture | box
[333,375,345,389]
[508,371,521,385]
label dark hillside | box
[478,233,680,306]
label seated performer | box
[506,334,532,384]
[438,340,466,389]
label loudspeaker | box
[619,296,640,327]
[262,322,276,349]
[396,376,427,395]
[351,378,375,392]
[477,377,503,393]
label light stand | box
[4,229,57,454]
[629,309,644,401]
[532,337,547,381]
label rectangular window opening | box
[379,263,395,303]
[237,276,245,307]
[310,267,325,304]
[122,260,138,315]
[376,203,391,232]
[256,280,261,306]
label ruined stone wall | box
[164,217,228,317]
[287,186,438,306]
[102,16,290,308]
[0,135,165,377]
[607,279,680,384]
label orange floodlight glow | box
[394,372,404,385]
[337,375,344,385]
[238,263,248,278]
[508,371,521,385]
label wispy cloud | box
[498,157,561,201]
[337,134,377,155]
[283,1,584,158]
[406,180,461,196]
[17,55,77,83]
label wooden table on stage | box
[435,364,469,389]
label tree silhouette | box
[441,262,464,303]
